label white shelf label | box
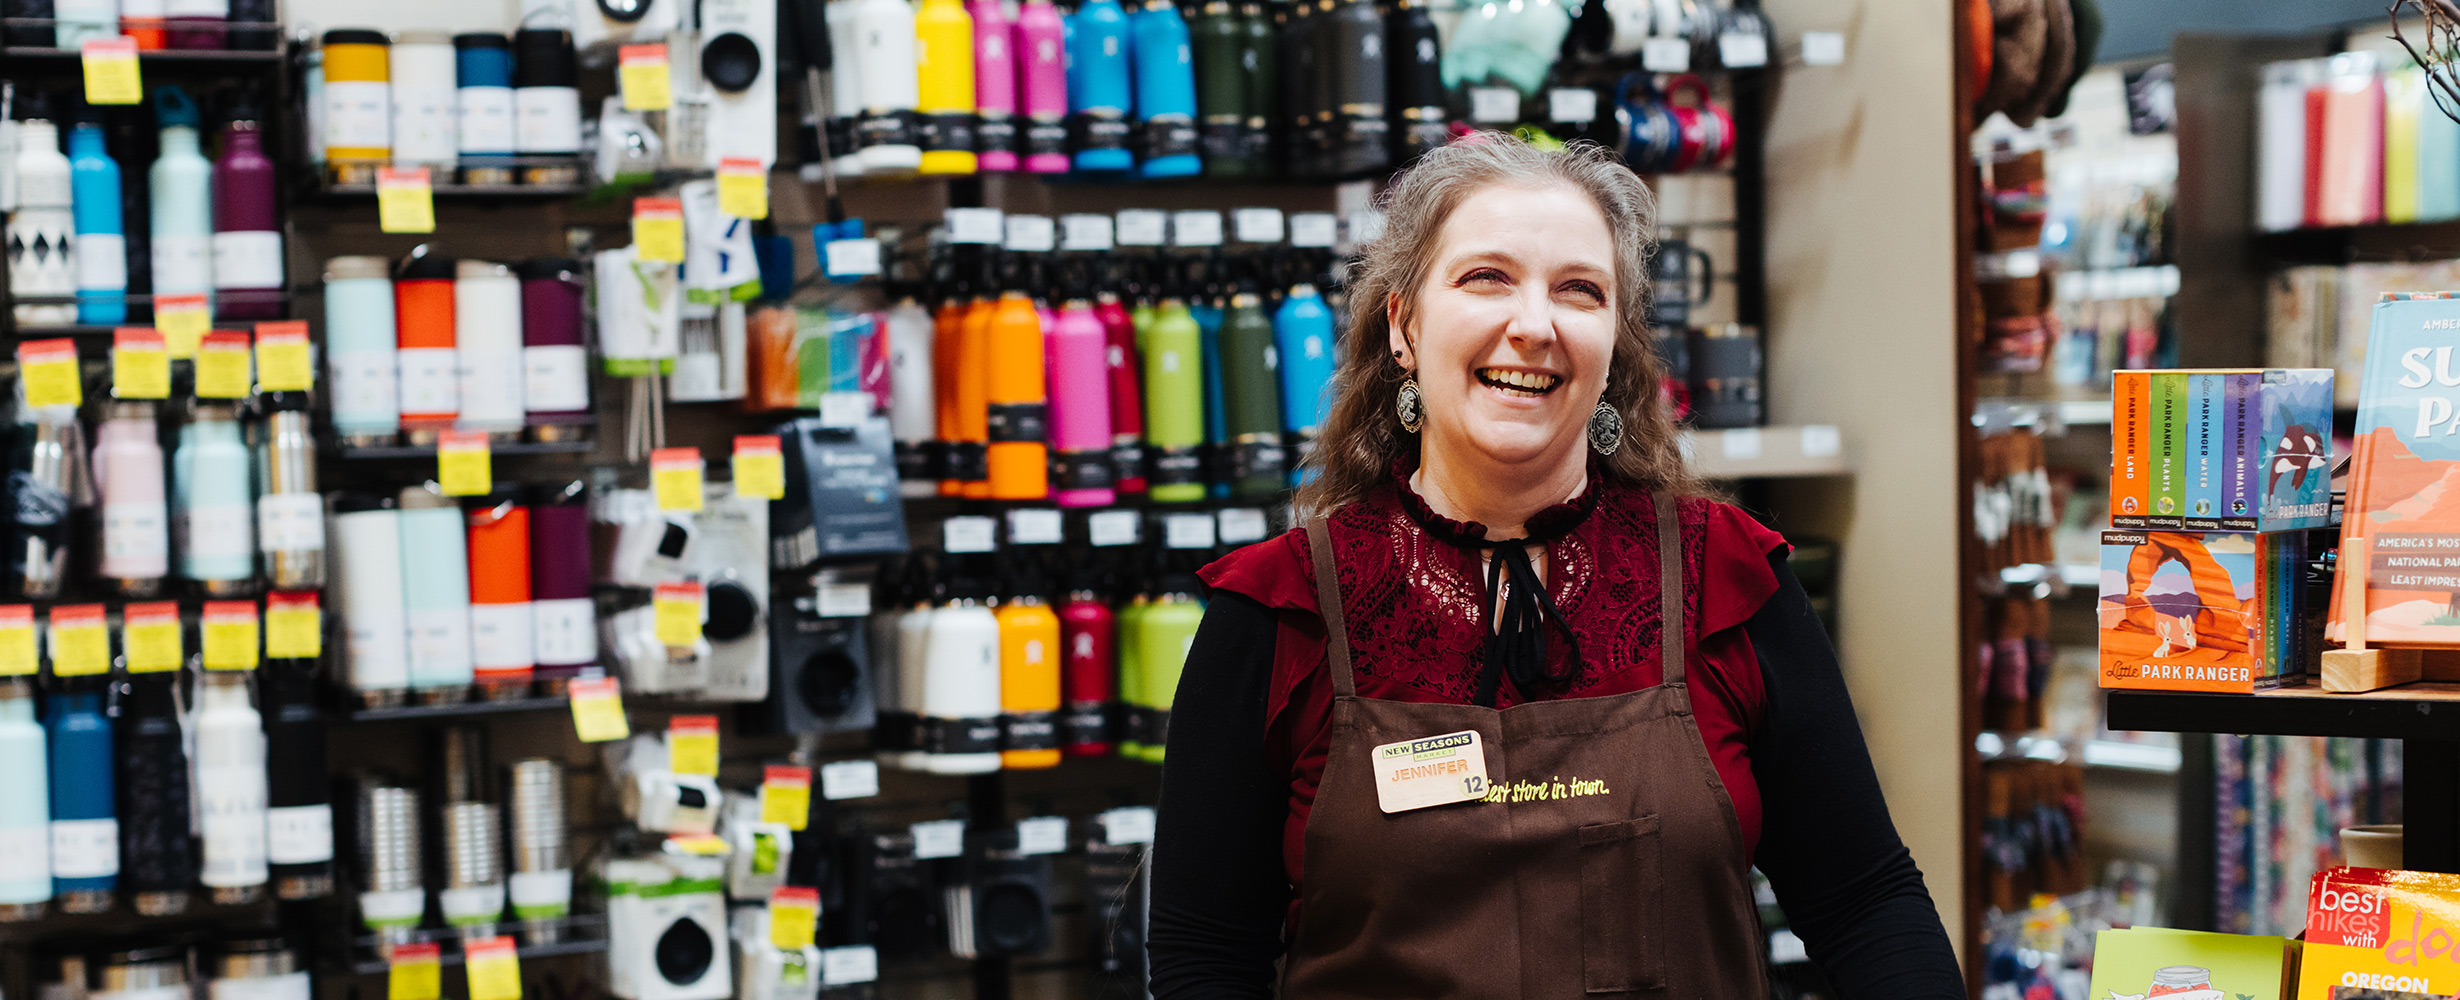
[1116,209,1169,246]
[1061,213,1115,251]
[1289,212,1338,248]
[946,207,1006,245]
[911,819,966,859]
[942,516,998,554]
[1799,425,1841,458]
[1469,87,1520,124]
[818,391,871,428]
[1007,508,1063,545]
[1003,214,1056,252]
[1642,36,1691,72]
[816,582,872,618]
[821,946,878,986]
[1016,816,1069,856]
[1233,207,1285,244]
[819,759,880,800]
[1163,513,1216,550]
[1719,428,1763,461]
[1719,31,1768,68]
[1802,31,1845,66]
[1548,88,1598,124]
[1088,510,1141,547]
[823,238,882,277]
[1346,210,1387,247]
[1098,806,1155,846]
[1172,210,1224,247]
[1216,508,1268,544]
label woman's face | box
[1391,181,1620,477]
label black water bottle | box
[1239,0,1278,170]
[1191,0,1254,174]
[1325,0,1388,176]
[1388,0,1446,162]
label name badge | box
[1371,730,1491,814]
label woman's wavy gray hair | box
[1293,132,1709,519]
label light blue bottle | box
[67,114,127,326]
[45,688,116,912]
[0,679,51,918]
[149,87,217,314]
[1067,0,1137,173]
[324,256,401,444]
[174,404,257,594]
[396,489,475,701]
[1274,281,1336,484]
[1128,0,1201,178]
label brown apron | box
[1284,495,1769,999]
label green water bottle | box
[1218,274,1287,498]
[1192,0,1253,175]
[1144,292,1208,502]
[1132,570,1206,763]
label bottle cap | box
[153,86,200,129]
[321,28,389,46]
[454,32,511,50]
[396,250,459,282]
[512,28,579,88]
[325,255,391,282]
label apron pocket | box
[1577,815,1664,994]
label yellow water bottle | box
[997,590,1063,769]
[915,0,979,174]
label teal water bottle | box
[1129,0,1201,177]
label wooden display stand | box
[2320,434,2460,691]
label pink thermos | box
[1045,272,1115,508]
[970,0,1019,171]
[1015,0,1070,173]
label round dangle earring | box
[1588,399,1624,455]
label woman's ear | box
[1386,292,1414,370]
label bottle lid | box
[396,250,458,281]
[153,86,200,129]
[321,28,390,47]
[516,257,584,282]
[455,259,512,281]
[398,484,458,510]
[325,255,391,282]
[331,492,399,515]
[396,29,453,46]
[512,28,580,88]
[454,32,511,49]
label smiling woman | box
[1147,133,1965,1000]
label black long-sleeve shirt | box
[1148,554,1965,999]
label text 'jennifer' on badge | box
[1369,730,1490,814]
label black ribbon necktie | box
[1474,540,1584,708]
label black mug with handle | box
[1651,239,1715,329]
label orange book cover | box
[2111,370,2151,528]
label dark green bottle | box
[1280,0,1321,176]
[1218,271,1288,498]
[1325,0,1389,176]
[1192,0,1254,175]
[1388,0,1447,162]
[1239,0,1278,171]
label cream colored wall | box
[1757,0,1969,966]
[288,0,523,34]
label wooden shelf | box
[335,439,595,460]
[2107,682,2460,742]
[1683,425,1846,478]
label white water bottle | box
[191,671,270,904]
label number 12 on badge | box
[1369,730,1490,814]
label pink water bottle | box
[95,402,171,595]
[1014,0,1070,173]
[1045,268,1115,508]
[970,0,1020,171]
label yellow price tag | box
[652,447,705,512]
[47,606,108,678]
[151,295,209,357]
[665,834,728,856]
[633,197,685,263]
[111,328,169,399]
[0,606,36,678]
[717,157,769,219]
[668,714,720,776]
[378,166,437,234]
[266,592,322,660]
[194,331,253,399]
[387,943,442,1000]
[201,601,259,671]
[81,36,142,106]
[254,320,314,391]
[438,430,492,496]
[619,43,674,111]
[760,765,812,829]
[732,435,786,500]
[123,602,183,673]
[653,582,704,647]
[462,936,522,1000]
[568,676,631,743]
[18,339,83,409]
[769,887,820,950]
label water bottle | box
[68,110,128,326]
[331,495,410,707]
[45,683,117,911]
[1239,0,1277,167]
[464,492,534,700]
[10,401,84,599]
[94,402,170,597]
[8,100,75,328]
[1388,0,1446,162]
[919,568,1001,775]
[1143,296,1206,503]
[255,394,324,590]
[1095,279,1146,494]
[1058,576,1115,756]
[1013,0,1069,172]
[118,668,197,915]
[968,0,1018,170]
[1274,275,1337,480]
[1045,277,1114,508]
[1324,0,1387,176]
[211,91,283,320]
[1128,574,1203,763]
[913,0,977,174]
[1191,0,1252,174]
[1066,0,1135,172]
[996,586,1061,770]
[191,671,269,905]
[453,260,526,439]
[851,0,922,175]
[260,653,334,899]
[0,679,51,919]
[150,86,216,313]
[173,402,256,594]
[398,486,475,703]
[1218,278,1287,497]
[394,252,459,444]
[885,295,939,492]
[1129,0,1201,177]
[985,286,1048,500]
[324,255,401,445]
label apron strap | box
[1303,515,1359,699]
[1657,492,1684,686]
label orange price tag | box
[378,166,436,234]
[46,605,108,678]
[438,429,491,497]
[151,294,209,357]
[668,714,720,776]
[111,328,169,399]
[387,942,442,1000]
[633,196,685,263]
[123,601,183,673]
[0,606,35,678]
[265,591,322,660]
[194,331,253,399]
[201,600,259,671]
[619,43,674,111]
[717,157,769,219]
[769,886,820,950]
[732,435,785,500]
[254,320,314,391]
[759,765,812,829]
[18,338,83,409]
[81,36,141,105]
[462,936,521,1000]
[569,675,630,743]
[651,447,705,512]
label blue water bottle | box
[1274,274,1336,484]
[1066,0,1136,172]
[1129,0,1201,177]
[44,685,117,912]
[67,110,127,326]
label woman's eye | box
[1560,281,1606,303]
[1459,268,1507,285]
